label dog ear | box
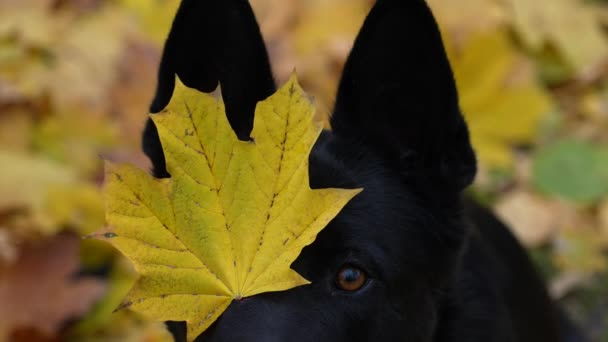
[143,0,275,177]
[331,0,476,193]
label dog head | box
[143,1,477,341]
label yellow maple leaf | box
[93,74,361,340]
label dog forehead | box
[308,136,428,247]
[305,131,455,274]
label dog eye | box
[335,265,367,292]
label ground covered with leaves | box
[0,0,607,341]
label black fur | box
[332,0,476,195]
[144,0,275,178]
[143,0,587,341]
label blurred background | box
[0,0,607,340]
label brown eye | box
[335,265,367,291]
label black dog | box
[143,0,585,341]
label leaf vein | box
[112,171,224,287]
[186,98,238,293]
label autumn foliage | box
[95,75,360,340]
[1,0,608,340]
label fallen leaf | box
[0,150,109,238]
[494,190,570,247]
[94,74,361,340]
[0,4,128,111]
[255,0,371,125]
[507,0,608,78]
[554,227,607,274]
[428,0,508,46]
[250,0,298,42]
[44,8,128,110]
[119,0,180,44]
[444,29,552,168]
[44,185,105,235]
[292,0,368,56]
[31,108,119,178]
[69,257,172,342]
[0,150,76,215]
[109,40,160,150]
[0,233,106,339]
[532,140,608,204]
